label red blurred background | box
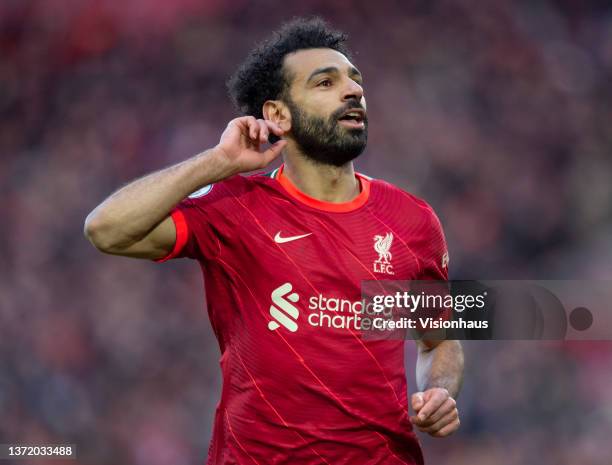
[1,1,611,464]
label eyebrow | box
[305,66,363,84]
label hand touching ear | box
[215,116,287,175]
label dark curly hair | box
[227,17,352,119]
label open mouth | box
[338,109,366,129]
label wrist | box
[178,148,235,194]
[208,145,241,178]
[193,147,238,180]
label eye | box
[317,79,332,87]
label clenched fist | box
[410,388,460,437]
[214,116,287,176]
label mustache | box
[331,101,367,122]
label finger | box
[410,409,451,427]
[411,392,425,413]
[418,409,458,434]
[431,418,460,438]
[423,397,456,425]
[235,116,254,136]
[246,116,259,140]
[417,389,448,421]
[257,119,269,144]
[264,120,285,136]
[260,139,287,165]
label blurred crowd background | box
[1,0,611,464]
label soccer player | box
[85,17,464,465]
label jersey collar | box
[275,163,370,213]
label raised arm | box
[84,117,286,259]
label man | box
[85,17,463,465]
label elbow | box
[83,211,122,253]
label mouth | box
[338,108,366,129]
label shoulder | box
[184,170,274,205]
[367,175,442,225]
[367,175,449,275]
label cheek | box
[307,101,334,119]
[302,92,339,115]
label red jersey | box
[157,163,449,465]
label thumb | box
[261,139,287,165]
[411,392,425,412]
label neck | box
[281,149,360,203]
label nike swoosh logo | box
[274,232,312,244]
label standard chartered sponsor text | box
[307,294,389,330]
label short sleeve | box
[154,178,244,263]
[422,205,450,280]
[154,208,191,262]
[153,196,219,262]
[421,206,452,324]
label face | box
[280,48,368,167]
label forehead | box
[283,48,355,83]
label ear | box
[263,100,291,132]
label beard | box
[285,97,368,167]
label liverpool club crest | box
[373,232,394,275]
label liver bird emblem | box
[374,232,394,264]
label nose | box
[342,78,364,102]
